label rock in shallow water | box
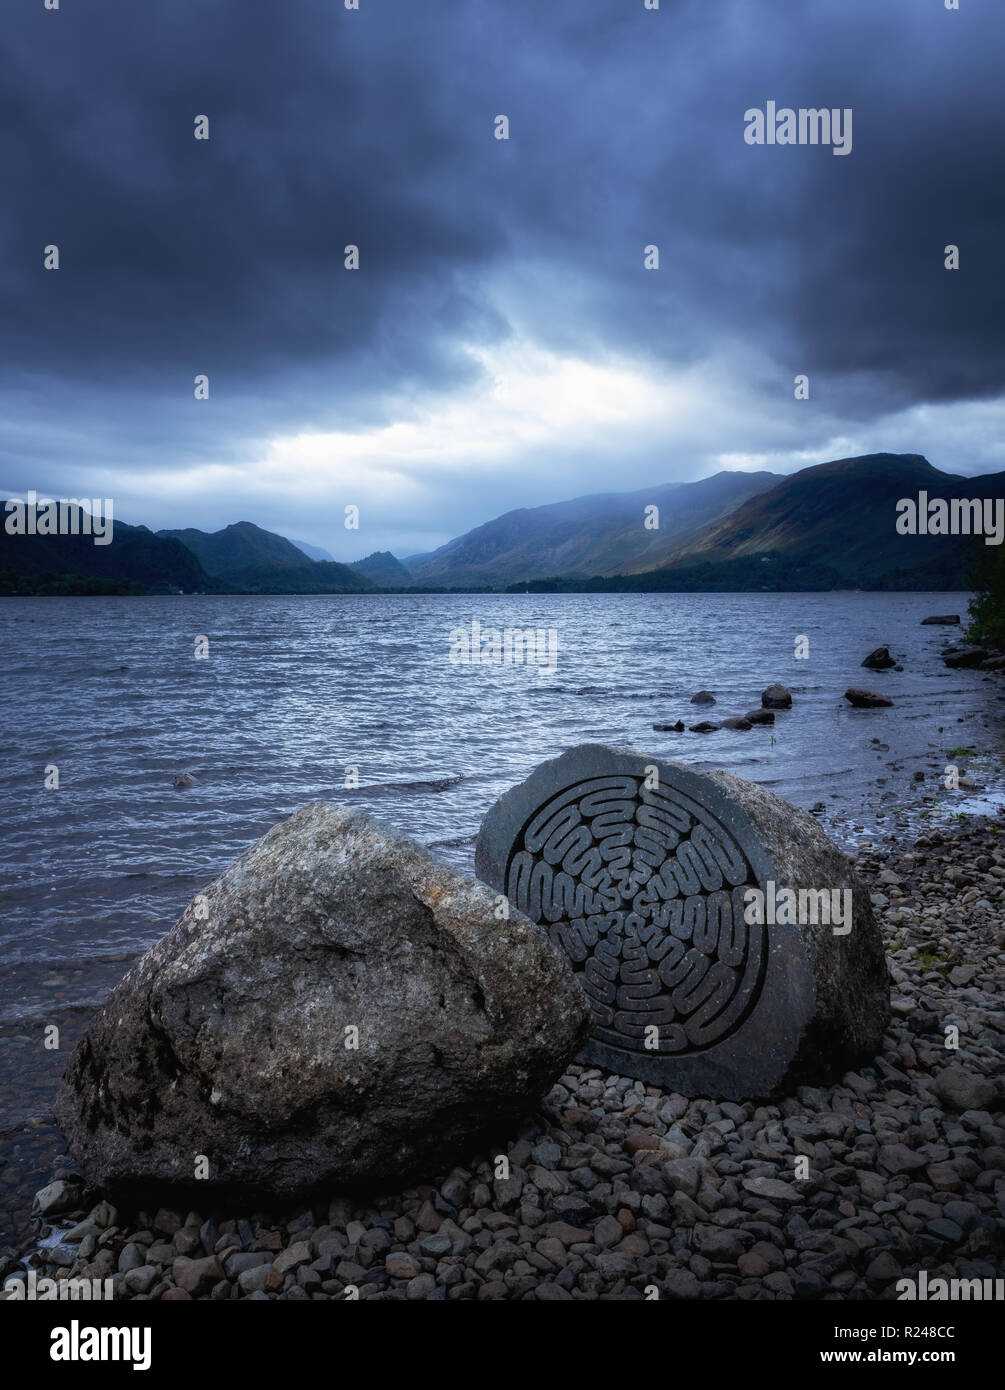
[55,804,589,1198]
[761,683,792,709]
[861,646,896,670]
[475,744,890,1100]
[845,687,893,708]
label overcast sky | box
[2,0,1003,560]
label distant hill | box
[664,453,1001,589]
[350,551,414,587]
[157,521,374,593]
[0,505,220,595]
[5,454,994,598]
[159,521,315,576]
[289,538,336,562]
[405,470,781,587]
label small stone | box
[223,1251,271,1279]
[172,1255,223,1297]
[741,1177,802,1204]
[664,1159,703,1198]
[273,1241,312,1276]
[32,1180,83,1218]
[593,1216,623,1249]
[662,1269,701,1298]
[926,1218,964,1244]
[117,1243,146,1274]
[877,1143,927,1175]
[934,1066,996,1113]
[153,1208,183,1237]
[121,1265,159,1296]
[865,1251,900,1282]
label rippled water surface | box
[1,591,1003,1237]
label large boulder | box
[475,745,890,1101]
[56,804,589,1198]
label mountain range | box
[1,453,999,595]
[156,522,374,594]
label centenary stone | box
[56,804,589,1197]
[475,745,889,1100]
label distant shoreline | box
[0,584,980,599]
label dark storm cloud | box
[1,0,1003,514]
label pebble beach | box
[5,815,1002,1301]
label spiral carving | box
[505,775,765,1055]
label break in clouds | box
[1,0,1004,555]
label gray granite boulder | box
[56,804,589,1198]
[475,745,889,1100]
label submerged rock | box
[744,708,775,725]
[861,647,896,670]
[844,688,893,708]
[761,684,792,709]
[921,614,960,625]
[943,647,989,668]
[690,691,716,705]
[56,804,589,1198]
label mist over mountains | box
[2,454,999,595]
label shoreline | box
[5,813,1002,1301]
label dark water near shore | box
[1,590,1004,1240]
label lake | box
[1,589,1002,1238]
